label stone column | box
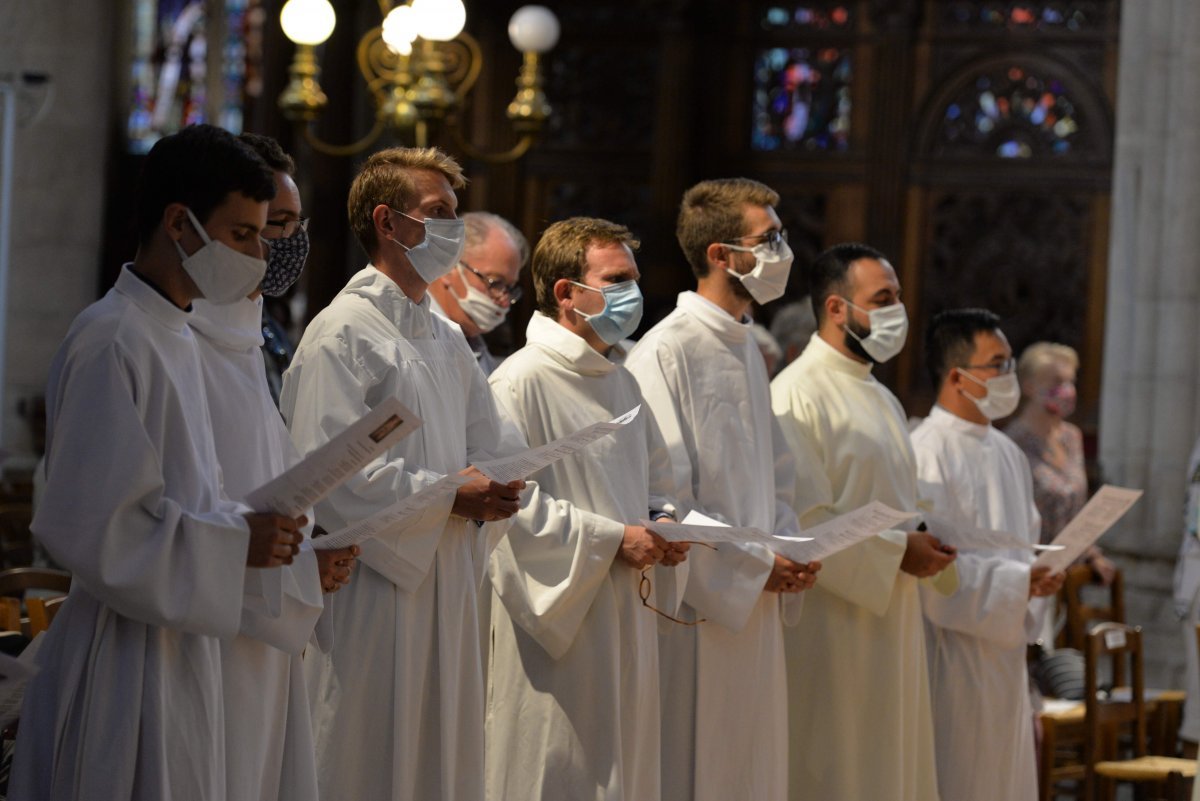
[1099,0,1200,687]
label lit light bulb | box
[280,0,336,46]
[411,0,467,42]
[382,4,418,54]
[508,5,560,54]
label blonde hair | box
[532,217,640,317]
[1017,341,1079,389]
[676,178,780,278]
[347,147,466,257]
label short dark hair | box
[136,124,275,245]
[809,242,887,324]
[925,308,1003,389]
[238,132,295,174]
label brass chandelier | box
[278,0,559,162]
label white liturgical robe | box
[11,267,252,801]
[771,333,955,801]
[485,312,675,801]
[911,406,1044,801]
[192,297,325,801]
[280,266,516,801]
[625,291,802,801]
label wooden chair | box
[0,568,70,637]
[1083,622,1195,801]
[1060,565,1126,683]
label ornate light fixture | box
[278,0,559,162]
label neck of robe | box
[344,265,437,338]
[117,265,192,332]
[803,330,874,380]
[929,404,990,440]
[190,296,266,351]
[526,311,620,376]
[676,290,752,344]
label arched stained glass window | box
[752,46,852,152]
[127,0,262,154]
[940,66,1080,158]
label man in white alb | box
[10,124,305,801]
[281,147,525,801]
[912,308,1064,801]
[485,216,687,801]
[426,210,527,377]
[771,242,957,801]
[625,177,819,801]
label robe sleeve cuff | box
[681,542,774,631]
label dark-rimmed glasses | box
[264,217,310,240]
[460,260,523,302]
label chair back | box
[1063,564,1126,684]
[0,568,70,597]
[1083,622,1146,799]
[26,595,66,636]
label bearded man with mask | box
[911,309,1064,801]
[770,242,957,801]
[625,178,820,801]
[280,147,527,801]
[426,211,527,376]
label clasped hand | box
[452,466,526,522]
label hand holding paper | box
[923,512,1064,553]
[451,467,525,522]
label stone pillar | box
[0,0,114,459]
[1099,0,1200,688]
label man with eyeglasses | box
[771,242,957,801]
[484,216,688,801]
[911,309,1064,801]
[426,211,528,376]
[625,178,819,801]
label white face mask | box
[843,299,909,363]
[455,264,508,333]
[957,369,1020,421]
[389,209,466,284]
[724,240,794,304]
[173,207,267,305]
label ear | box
[162,203,190,243]
[552,278,575,317]
[372,204,395,240]
[705,242,732,273]
[824,293,847,326]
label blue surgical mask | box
[570,279,643,345]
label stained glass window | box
[939,2,1105,32]
[760,3,854,31]
[127,0,261,154]
[752,47,852,152]
[940,66,1080,158]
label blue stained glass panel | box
[752,47,852,152]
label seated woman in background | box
[1007,342,1117,594]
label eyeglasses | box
[636,541,717,626]
[963,357,1016,375]
[460,260,523,302]
[724,228,789,255]
[263,217,310,240]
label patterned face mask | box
[261,227,310,297]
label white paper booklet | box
[245,397,421,517]
[472,406,641,484]
[645,502,914,564]
[1033,485,1143,572]
[313,474,474,550]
